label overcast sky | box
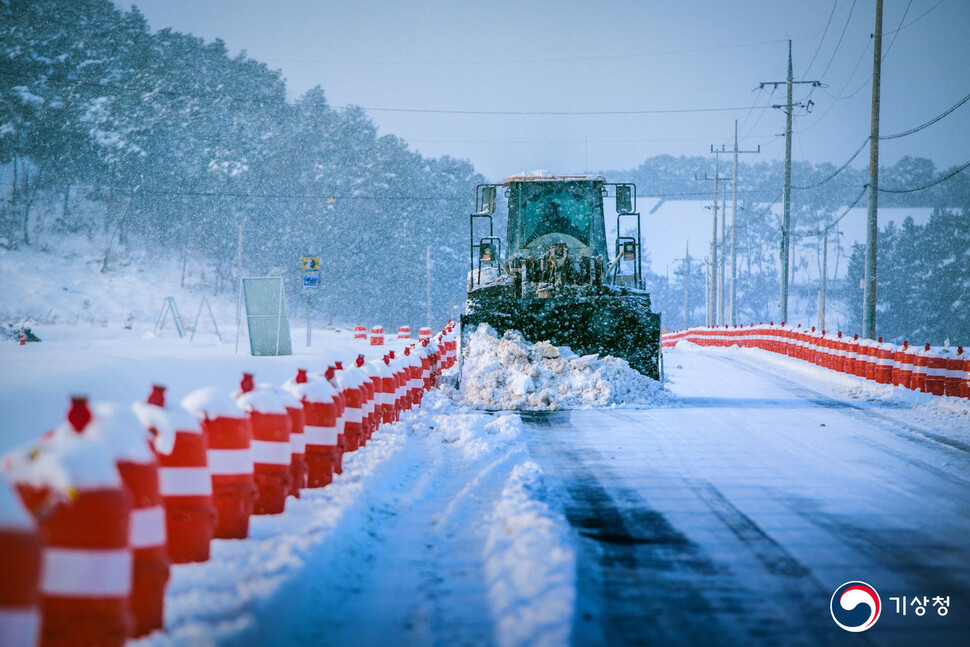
[113,0,970,182]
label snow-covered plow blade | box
[461,294,661,380]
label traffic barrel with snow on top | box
[353,326,367,340]
[8,397,134,647]
[406,346,425,407]
[334,361,366,452]
[134,385,216,565]
[369,356,395,425]
[856,337,876,380]
[893,341,912,388]
[946,346,966,398]
[182,388,255,539]
[235,374,292,515]
[418,327,432,342]
[259,383,307,497]
[354,356,377,443]
[420,339,434,390]
[95,401,169,638]
[925,347,948,396]
[386,351,406,420]
[874,338,895,385]
[285,369,340,488]
[397,326,411,340]
[323,366,347,474]
[0,474,42,647]
[831,332,847,373]
[910,344,931,392]
[370,326,385,346]
[845,334,861,376]
[362,358,385,438]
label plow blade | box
[460,294,661,380]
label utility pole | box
[760,41,820,324]
[724,120,760,324]
[820,228,828,330]
[863,0,883,339]
[684,240,691,329]
[695,164,730,325]
[426,244,432,327]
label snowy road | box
[523,348,970,646]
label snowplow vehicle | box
[460,173,662,379]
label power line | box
[345,104,759,116]
[880,90,970,140]
[882,0,946,35]
[877,159,970,194]
[261,39,792,67]
[818,0,858,80]
[790,184,868,237]
[791,137,868,189]
[803,0,840,80]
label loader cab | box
[505,177,609,260]
[468,174,643,292]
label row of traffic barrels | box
[662,323,970,398]
[0,326,458,646]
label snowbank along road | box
[3,327,970,646]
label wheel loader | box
[460,173,662,379]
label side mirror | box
[616,184,633,214]
[479,186,496,215]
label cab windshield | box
[514,181,600,251]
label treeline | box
[841,208,970,345]
[617,154,970,340]
[0,0,483,327]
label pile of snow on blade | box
[461,324,666,410]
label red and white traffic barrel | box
[386,351,406,419]
[362,358,385,438]
[260,383,307,497]
[420,339,433,390]
[0,475,42,647]
[335,359,368,451]
[855,338,875,380]
[419,327,433,342]
[324,366,347,474]
[874,339,895,385]
[943,347,965,398]
[284,369,340,488]
[397,326,411,340]
[427,338,441,387]
[9,398,134,646]
[369,356,395,425]
[891,341,906,387]
[84,398,169,638]
[135,386,216,565]
[182,388,255,539]
[405,346,424,407]
[236,374,292,515]
[370,326,385,346]
[925,347,948,396]
[843,334,859,376]
[353,325,367,340]
[355,356,377,443]
[911,344,931,392]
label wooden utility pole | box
[729,120,760,324]
[863,0,883,339]
[695,165,730,325]
[683,241,691,329]
[761,41,820,324]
